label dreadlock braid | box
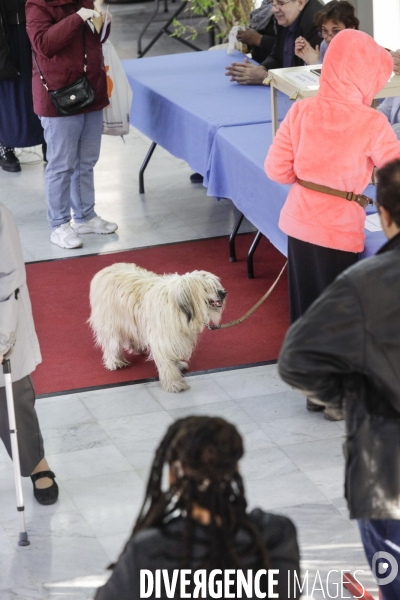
[112,416,270,573]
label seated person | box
[226,0,323,86]
[378,52,400,141]
[379,97,400,142]
[236,0,276,65]
[95,416,301,599]
[295,0,359,65]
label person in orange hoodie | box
[265,29,400,321]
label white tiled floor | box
[0,370,377,599]
[0,4,377,599]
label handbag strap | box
[33,24,88,91]
[297,179,374,210]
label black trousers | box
[288,236,358,323]
[0,375,44,476]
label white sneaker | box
[51,223,83,249]
[71,216,118,234]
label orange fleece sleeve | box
[264,111,297,185]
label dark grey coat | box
[95,510,301,599]
[278,233,400,520]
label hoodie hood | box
[319,29,393,106]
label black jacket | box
[251,18,276,65]
[95,509,301,599]
[261,0,324,70]
[0,0,24,79]
[278,233,400,520]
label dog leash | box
[207,261,287,331]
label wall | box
[352,0,374,36]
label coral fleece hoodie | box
[265,29,400,252]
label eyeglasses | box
[318,28,345,40]
[267,0,292,8]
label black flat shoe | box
[31,470,59,505]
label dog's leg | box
[102,339,130,370]
[152,352,190,393]
[177,360,189,371]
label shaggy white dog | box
[88,263,226,392]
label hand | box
[391,49,400,76]
[294,36,320,65]
[225,58,267,85]
[100,10,112,24]
[237,28,262,47]
[77,8,100,21]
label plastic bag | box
[227,26,246,55]
[102,40,133,136]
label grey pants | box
[0,375,44,477]
[40,110,103,229]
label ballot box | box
[266,64,400,136]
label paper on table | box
[365,212,382,232]
[100,6,110,42]
[284,71,320,87]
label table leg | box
[137,0,162,57]
[271,83,278,138]
[139,142,157,194]
[137,1,203,58]
[247,230,263,279]
[208,10,216,48]
[229,212,244,262]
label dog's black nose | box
[218,289,227,299]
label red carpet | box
[27,235,289,396]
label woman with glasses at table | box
[295,1,359,65]
[226,0,323,85]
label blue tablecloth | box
[206,123,385,258]
[122,51,293,178]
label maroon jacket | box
[26,0,110,117]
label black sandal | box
[30,470,59,505]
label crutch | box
[2,356,30,546]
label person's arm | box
[259,33,276,54]
[253,510,301,600]
[237,27,263,47]
[269,518,301,599]
[264,108,297,184]
[95,541,139,600]
[377,98,394,121]
[26,0,98,58]
[391,49,400,75]
[225,58,268,85]
[0,212,24,357]
[294,36,320,65]
[261,37,280,70]
[278,273,364,406]
[369,112,400,167]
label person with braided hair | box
[95,416,300,599]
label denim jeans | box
[40,110,103,229]
[358,519,400,600]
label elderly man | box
[226,0,323,85]
[278,158,400,600]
